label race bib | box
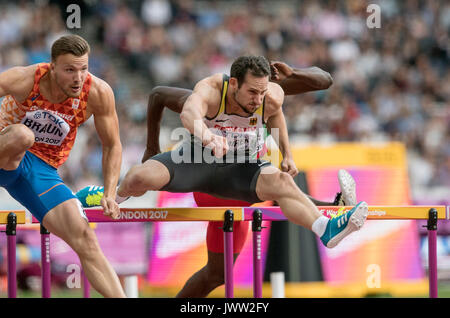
[210,126,265,159]
[21,110,70,146]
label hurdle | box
[31,207,244,298]
[6,205,447,298]
[244,205,447,298]
[0,210,27,298]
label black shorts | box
[150,143,272,204]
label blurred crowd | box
[0,0,449,200]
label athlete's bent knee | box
[122,166,153,193]
[7,124,35,151]
[0,125,35,170]
[123,162,168,193]
[260,171,296,200]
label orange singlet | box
[0,63,91,168]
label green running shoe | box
[76,185,104,208]
[320,201,368,248]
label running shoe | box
[76,185,104,208]
[76,185,130,208]
[337,169,357,206]
[320,201,368,248]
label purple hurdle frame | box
[31,208,237,299]
[40,224,51,298]
[40,227,92,298]
[427,208,438,298]
[19,206,440,299]
[223,210,234,298]
[252,209,263,298]
[6,213,17,298]
[247,207,441,299]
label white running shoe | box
[337,169,357,206]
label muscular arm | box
[266,107,292,160]
[89,78,122,217]
[0,66,35,100]
[270,61,333,95]
[179,78,218,145]
[265,83,298,177]
[143,86,192,162]
[179,75,228,157]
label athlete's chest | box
[206,112,261,128]
[18,80,89,146]
[19,95,84,146]
[21,90,84,124]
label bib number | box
[21,110,70,146]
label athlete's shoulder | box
[192,73,223,100]
[266,81,284,108]
[86,74,115,114]
[0,64,38,98]
[10,64,39,82]
[87,74,113,101]
[197,73,224,90]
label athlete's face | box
[51,53,89,98]
[231,72,269,115]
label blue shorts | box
[0,151,78,223]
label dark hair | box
[51,34,90,61]
[230,55,270,87]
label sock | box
[311,216,329,237]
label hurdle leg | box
[223,210,234,298]
[252,209,263,298]
[40,224,51,298]
[427,208,438,298]
[6,213,17,298]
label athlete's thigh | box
[3,152,79,223]
[151,146,215,193]
[42,198,91,243]
[211,160,272,203]
[255,165,300,201]
[0,124,33,170]
[125,159,172,191]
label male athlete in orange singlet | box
[0,35,125,297]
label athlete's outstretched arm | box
[180,80,214,142]
[266,107,298,178]
[90,79,122,219]
[143,86,192,162]
[264,83,298,178]
[180,76,228,157]
[270,61,333,95]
